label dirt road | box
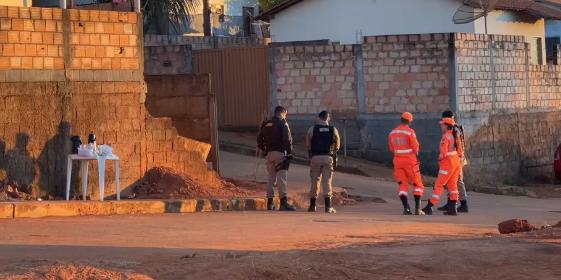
[1,152,560,279]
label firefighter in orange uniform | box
[422,117,463,216]
[389,112,425,215]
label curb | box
[0,198,275,219]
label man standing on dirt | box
[388,112,425,215]
[436,110,469,213]
[306,111,340,214]
[257,106,297,211]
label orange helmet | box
[440,117,455,126]
[401,112,413,122]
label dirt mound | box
[133,167,256,200]
[498,219,537,234]
[6,264,153,280]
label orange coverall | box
[388,125,424,197]
[429,130,463,205]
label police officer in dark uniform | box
[306,111,340,214]
[257,106,297,211]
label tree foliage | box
[259,0,283,12]
[142,0,199,35]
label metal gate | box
[193,47,269,128]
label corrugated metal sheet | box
[194,47,269,128]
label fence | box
[193,47,270,128]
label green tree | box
[142,0,199,35]
[259,0,283,12]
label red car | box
[555,144,561,182]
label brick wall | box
[270,35,451,174]
[271,32,561,184]
[69,8,139,71]
[454,33,561,184]
[144,34,265,49]
[145,74,218,169]
[0,6,219,199]
[363,34,450,114]
[144,45,193,75]
[272,42,357,115]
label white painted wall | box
[269,0,475,43]
[475,10,546,64]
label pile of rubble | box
[499,218,561,234]
[132,167,256,200]
[0,170,35,201]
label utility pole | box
[203,0,211,36]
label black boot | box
[457,200,469,213]
[437,199,451,211]
[422,201,434,215]
[279,197,296,211]
[325,197,336,214]
[308,198,317,212]
[267,198,275,211]
[414,195,424,215]
[443,200,458,216]
[400,195,412,215]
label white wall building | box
[258,0,561,65]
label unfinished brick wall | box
[0,6,218,198]
[271,32,561,184]
[145,74,218,169]
[455,33,528,112]
[454,33,561,184]
[363,34,450,113]
[0,6,64,70]
[272,43,357,115]
[270,35,451,173]
[68,8,139,71]
[144,45,193,75]
[144,34,265,49]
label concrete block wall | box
[144,45,193,75]
[0,6,64,70]
[143,34,265,49]
[68,8,139,71]
[455,33,529,112]
[273,42,357,115]
[363,34,450,114]
[271,32,561,184]
[270,35,452,173]
[0,6,218,198]
[454,33,561,184]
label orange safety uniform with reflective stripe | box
[388,125,424,197]
[430,130,461,204]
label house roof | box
[256,0,561,21]
[466,0,561,19]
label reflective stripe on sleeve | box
[431,194,441,199]
[439,170,449,175]
[390,130,412,136]
[446,151,458,156]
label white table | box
[65,154,120,201]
